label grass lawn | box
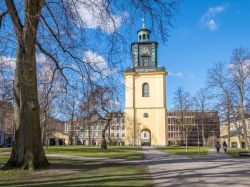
[227,148,250,157]
[157,145,209,157]
[0,155,152,187]
[44,146,143,160]
[1,146,143,160]
[0,147,11,152]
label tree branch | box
[35,39,70,87]
[5,0,23,40]
[0,9,8,28]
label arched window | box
[143,34,146,39]
[142,83,149,97]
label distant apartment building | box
[167,111,220,146]
[0,102,14,147]
[220,115,250,148]
[65,112,125,146]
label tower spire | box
[142,18,145,28]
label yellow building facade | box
[220,118,250,148]
[125,24,168,146]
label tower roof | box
[137,19,151,42]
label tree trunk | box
[185,135,188,153]
[41,110,48,146]
[227,108,231,148]
[3,1,49,170]
[108,125,112,145]
[101,128,107,150]
[88,124,91,146]
[69,119,74,145]
[4,44,49,169]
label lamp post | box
[212,130,215,148]
[197,122,200,157]
[137,123,141,149]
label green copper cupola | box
[137,18,151,42]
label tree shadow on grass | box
[0,158,153,187]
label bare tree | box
[37,57,64,145]
[207,62,234,148]
[79,85,119,149]
[228,48,250,149]
[173,87,194,152]
[193,88,210,146]
[60,87,80,145]
[97,87,119,150]
[0,56,14,106]
[0,0,180,169]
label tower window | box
[139,35,141,40]
[143,34,146,39]
[142,83,149,97]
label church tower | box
[124,20,168,146]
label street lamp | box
[137,123,141,149]
[212,130,215,148]
[197,122,200,157]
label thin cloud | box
[168,71,183,77]
[200,5,227,31]
[69,0,126,34]
[84,51,116,76]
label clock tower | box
[124,21,168,146]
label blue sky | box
[155,0,250,109]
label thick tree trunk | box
[3,0,49,170]
[4,44,49,170]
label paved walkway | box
[142,147,250,187]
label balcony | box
[125,66,165,73]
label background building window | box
[142,83,149,97]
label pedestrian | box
[223,141,228,153]
[215,141,220,153]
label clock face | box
[144,113,149,118]
[141,46,150,56]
